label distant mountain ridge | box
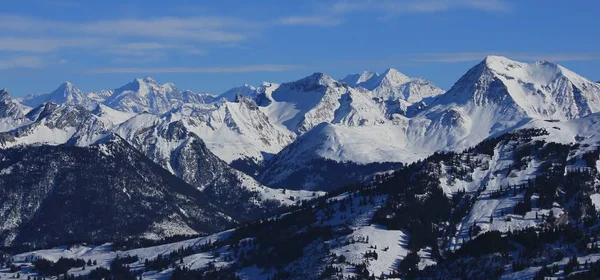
[4,56,600,193]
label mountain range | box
[2,56,600,279]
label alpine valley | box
[2,56,600,279]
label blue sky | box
[1,0,599,96]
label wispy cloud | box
[0,56,44,70]
[0,16,248,43]
[276,16,342,26]
[0,13,341,62]
[88,64,304,74]
[331,0,511,16]
[79,17,248,42]
[0,37,104,53]
[103,42,206,58]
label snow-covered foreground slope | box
[4,118,600,278]
[6,189,410,280]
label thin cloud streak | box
[0,37,105,52]
[277,16,342,26]
[0,56,44,70]
[331,0,511,15]
[88,64,304,74]
[0,16,248,43]
[0,13,342,60]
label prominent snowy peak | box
[104,77,179,114]
[400,55,600,163]
[21,81,95,110]
[341,71,379,87]
[57,81,77,92]
[436,55,600,121]
[104,77,213,114]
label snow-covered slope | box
[92,103,136,125]
[113,112,315,220]
[259,122,405,190]
[164,96,295,166]
[0,103,113,148]
[6,189,403,280]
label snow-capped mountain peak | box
[353,68,411,91]
[142,76,157,84]
[380,68,411,84]
[341,71,379,87]
[0,89,26,123]
[104,77,189,114]
[292,72,339,90]
[453,55,600,120]
[21,81,92,109]
[53,81,83,100]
